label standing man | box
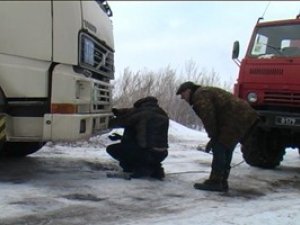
[107,96,169,180]
[176,81,259,192]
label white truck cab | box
[0,1,114,156]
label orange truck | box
[232,15,300,168]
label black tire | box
[0,88,7,151]
[0,114,6,151]
[241,128,285,169]
[0,142,45,158]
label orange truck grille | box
[264,91,300,106]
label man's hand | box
[108,116,117,128]
[205,139,214,153]
[108,133,122,141]
[112,108,119,116]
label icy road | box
[0,121,299,225]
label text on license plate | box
[275,116,300,126]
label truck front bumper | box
[43,112,112,141]
[257,110,300,131]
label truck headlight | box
[247,92,258,103]
[82,36,95,66]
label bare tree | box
[112,60,232,130]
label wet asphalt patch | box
[62,193,107,202]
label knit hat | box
[133,96,158,108]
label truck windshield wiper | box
[262,43,283,56]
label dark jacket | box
[109,97,169,149]
[190,86,259,149]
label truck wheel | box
[241,128,285,169]
[0,88,7,152]
[0,142,45,158]
[0,114,6,151]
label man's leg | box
[194,141,229,192]
[106,143,123,161]
[223,147,234,190]
[129,148,153,178]
[106,142,136,172]
[129,148,168,179]
[148,150,168,180]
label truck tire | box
[0,142,45,158]
[0,88,7,152]
[241,128,285,169]
[0,115,6,150]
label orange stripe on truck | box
[51,104,77,114]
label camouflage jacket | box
[190,86,259,149]
[109,99,169,149]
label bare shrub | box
[112,60,232,130]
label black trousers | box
[106,142,168,172]
[211,141,234,175]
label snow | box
[258,54,276,59]
[0,120,299,225]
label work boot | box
[119,161,133,173]
[194,171,228,192]
[222,180,229,192]
[194,179,226,192]
[222,169,230,192]
[130,167,152,179]
[150,167,165,180]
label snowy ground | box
[0,120,299,225]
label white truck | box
[0,1,114,157]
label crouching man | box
[106,96,169,180]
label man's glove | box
[205,139,214,153]
[108,116,118,128]
[108,133,122,141]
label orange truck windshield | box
[248,24,300,58]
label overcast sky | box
[109,1,300,85]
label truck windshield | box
[249,24,300,58]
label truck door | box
[0,1,52,61]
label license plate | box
[275,116,300,126]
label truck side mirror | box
[103,1,113,17]
[232,41,240,59]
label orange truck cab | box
[232,15,300,168]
